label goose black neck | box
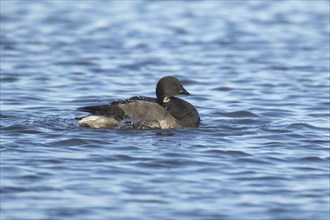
[156,86,166,106]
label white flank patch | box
[79,116,118,129]
[159,120,169,129]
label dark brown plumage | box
[77,76,200,129]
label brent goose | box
[77,76,200,129]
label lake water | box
[1,1,329,220]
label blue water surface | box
[1,1,329,220]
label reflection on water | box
[1,1,329,220]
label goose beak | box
[179,87,191,96]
